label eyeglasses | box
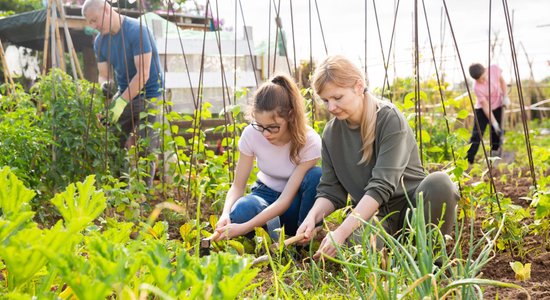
[251,122,281,134]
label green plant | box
[32,69,124,196]
[0,168,260,299]
[0,86,53,190]
[262,193,527,299]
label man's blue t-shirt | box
[94,17,163,99]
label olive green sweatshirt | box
[316,101,426,211]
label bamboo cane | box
[42,0,52,75]
[54,15,66,72]
[0,38,15,92]
[56,0,84,80]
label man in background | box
[82,0,163,187]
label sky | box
[205,0,550,89]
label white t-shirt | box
[238,125,322,192]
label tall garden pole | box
[56,0,84,80]
[0,39,15,95]
[42,0,52,75]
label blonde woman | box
[214,74,322,241]
[297,55,459,259]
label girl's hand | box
[313,230,347,260]
[216,213,231,229]
[214,223,248,241]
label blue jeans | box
[230,166,322,237]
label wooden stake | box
[50,0,57,69]
[42,0,52,75]
[0,38,15,94]
[54,14,66,72]
[56,0,83,80]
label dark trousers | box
[349,171,459,247]
[467,106,503,164]
[117,95,158,152]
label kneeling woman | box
[297,55,459,258]
[214,74,322,241]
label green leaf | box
[420,130,431,143]
[427,146,444,153]
[403,92,415,109]
[510,261,531,281]
[226,240,245,255]
[170,125,179,135]
[50,175,106,232]
[0,166,35,216]
[180,223,193,241]
[1,222,74,290]
[535,192,550,219]
[456,109,470,120]
[209,215,218,229]
[454,127,471,141]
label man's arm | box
[120,52,152,101]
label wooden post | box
[56,0,84,80]
[42,0,52,75]
[54,15,67,72]
[50,0,58,69]
[0,39,15,95]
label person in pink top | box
[213,74,322,241]
[466,63,510,164]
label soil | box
[152,162,550,298]
[246,164,550,298]
[477,166,550,300]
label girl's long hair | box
[251,74,307,164]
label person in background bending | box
[467,63,510,164]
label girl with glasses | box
[296,55,459,259]
[213,74,322,241]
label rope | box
[501,0,537,188]
[414,0,423,165]
[212,0,236,182]
[371,0,391,98]
[441,0,502,210]
[314,0,328,56]
[364,0,368,77]
[289,0,298,78]
[160,0,199,201]
[420,0,462,196]
[380,0,401,101]
[308,0,315,127]
[232,0,238,178]
[267,0,272,77]
[272,0,293,76]
[238,0,259,87]
[185,0,211,206]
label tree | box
[0,0,43,16]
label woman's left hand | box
[313,230,347,260]
[215,223,249,241]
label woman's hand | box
[313,230,347,260]
[214,223,249,241]
[296,215,318,244]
